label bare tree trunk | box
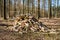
[0,0,1,18]
[48,0,52,19]
[32,0,34,15]
[42,0,45,18]
[0,3,1,18]
[23,0,24,14]
[27,0,29,14]
[38,0,40,19]
[1,0,4,18]
[14,0,16,17]
[19,0,21,15]
[9,0,11,18]
[57,0,59,18]
[4,0,6,19]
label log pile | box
[7,14,56,33]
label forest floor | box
[0,26,60,40]
[0,18,60,40]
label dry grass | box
[0,26,60,40]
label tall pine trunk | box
[42,0,45,18]
[38,0,40,19]
[27,0,29,14]
[9,0,10,18]
[14,0,16,17]
[48,0,52,19]
[4,0,7,19]
[57,0,59,18]
[23,0,24,14]
[32,0,34,15]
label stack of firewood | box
[7,15,56,33]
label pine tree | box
[38,0,40,19]
[4,0,7,19]
[48,0,52,18]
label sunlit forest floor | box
[0,26,60,40]
[0,18,60,40]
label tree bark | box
[23,0,24,14]
[14,0,16,17]
[42,0,45,18]
[48,0,52,19]
[57,0,59,18]
[9,0,11,18]
[27,0,29,14]
[4,0,7,20]
[38,0,40,19]
[32,0,34,15]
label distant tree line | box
[0,0,60,20]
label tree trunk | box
[48,0,52,19]
[1,0,4,18]
[57,0,59,18]
[23,0,24,14]
[14,0,16,17]
[38,0,40,19]
[4,0,7,20]
[9,0,11,18]
[32,0,34,15]
[0,0,1,18]
[42,0,45,18]
[27,0,29,14]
